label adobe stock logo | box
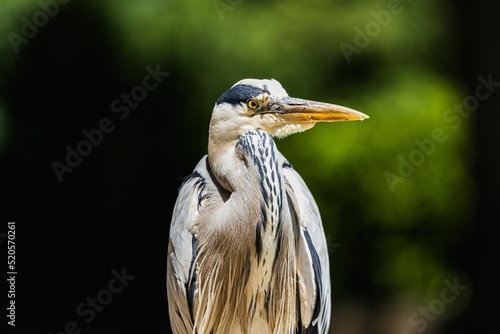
[48,267,135,334]
[384,74,499,191]
[401,277,468,334]
[8,0,71,54]
[51,64,169,183]
[339,0,404,63]
[213,0,242,21]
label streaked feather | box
[167,137,330,333]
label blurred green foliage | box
[1,0,472,317]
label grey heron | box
[166,78,368,334]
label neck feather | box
[196,130,297,333]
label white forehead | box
[232,78,289,98]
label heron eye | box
[247,99,259,110]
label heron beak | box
[271,96,369,123]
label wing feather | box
[280,154,331,334]
[167,153,331,334]
[167,156,212,334]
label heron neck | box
[207,121,243,192]
[198,130,297,333]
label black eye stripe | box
[216,84,266,106]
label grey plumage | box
[166,79,368,334]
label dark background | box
[1,1,499,333]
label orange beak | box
[269,96,368,123]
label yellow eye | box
[247,99,259,110]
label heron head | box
[210,78,368,139]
